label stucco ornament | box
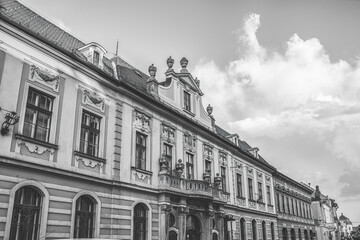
[83,89,105,112]
[148,64,157,77]
[17,140,54,155]
[166,56,174,69]
[30,65,60,91]
[180,57,188,69]
[134,111,151,133]
[161,125,175,143]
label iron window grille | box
[74,195,95,238]
[80,111,101,157]
[23,88,53,142]
[10,186,42,240]
[135,132,147,170]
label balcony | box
[158,173,229,202]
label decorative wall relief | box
[82,89,105,113]
[133,111,151,133]
[75,154,104,174]
[29,65,60,92]
[247,166,253,175]
[265,175,271,183]
[16,138,55,162]
[161,124,175,143]
[203,144,213,160]
[219,151,227,167]
[257,172,263,180]
[183,132,196,152]
[131,168,152,185]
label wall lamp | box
[0,107,19,136]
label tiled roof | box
[0,0,85,52]
[1,0,273,170]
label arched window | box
[213,232,218,240]
[169,230,178,240]
[291,228,296,240]
[304,229,309,240]
[299,228,302,240]
[134,204,148,240]
[241,218,247,240]
[252,219,257,240]
[271,222,275,240]
[310,230,314,240]
[282,228,288,240]
[9,186,42,240]
[74,195,96,238]
[262,221,267,240]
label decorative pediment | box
[133,111,151,133]
[29,65,60,92]
[184,132,196,152]
[203,144,213,160]
[82,89,105,112]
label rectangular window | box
[286,197,290,214]
[236,174,243,198]
[164,143,173,170]
[248,178,253,200]
[258,182,263,202]
[135,132,147,170]
[266,185,271,204]
[291,198,295,215]
[276,193,280,211]
[80,111,101,157]
[186,152,194,179]
[184,91,191,112]
[221,166,227,192]
[299,201,302,217]
[281,195,285,212]
[93,51,100,65]
[23,88,53,142]
[205,160,212,173]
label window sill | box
[131,166,153,175]
[15,134,58,149]
[183,108,195,117]
[74,151,106,162]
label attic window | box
[184,91,191,112]
[93,51,100,65]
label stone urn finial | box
[167,56,174,69]
[148,64,157,78]
[206,104,213,115]
[180,57,188,69]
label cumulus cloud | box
[193,13,360,168]
[339,168,360,198]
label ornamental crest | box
[219,151,227,166]
[203,144,213,160]
[257,172,263,179]
[29,65,60,92]
[134,111,151,133]
[161,124,175,143]
[82,89,105,112]
[184,132,196,152]
[247,166,253,175]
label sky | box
[21,0,360,224]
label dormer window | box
[93,51,100,65]
[184,91,191,112]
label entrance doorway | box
[186,215,201,240]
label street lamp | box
[0,107,19,136]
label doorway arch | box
[186,215,201,240]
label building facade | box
[339,213,353,240]
[311,186,340,240]
[273,173,316,240]
[0,1,281,240]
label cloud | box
[193,13,360,168]
[339,168,360,198]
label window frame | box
[135,132,147,170]
[93,51,100,65]
[79,110,101,157]
[221,166,227,192]
[73,195,96,238]
[163,142,173,171]
[236,173,243,198]
[186,152,194,180]
[248,178,254,200]
[266,185,271,205]
[183,90,191,112]
[258,182,263,202]
[23,87,54,143]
